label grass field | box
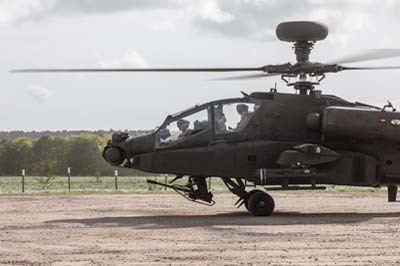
[0,175,387,194]
[0,175,230,194]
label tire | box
[244,189,264,210]
[248,191,275,216]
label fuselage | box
[103,91,400,188]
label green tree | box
[65,135,103,176]
[0,137,34,175]
[33,136,58,176]
[0,132,147,177]
[52,137,68,175]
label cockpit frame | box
[154,96,261,149]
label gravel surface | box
[1,192,400,266]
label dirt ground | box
[1,192,400,266]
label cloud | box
[192,0,303,40]
[197,0,235,24]
[0,0,182,26]
[0,0,54,26]
[191,0,396,43]
[2,0,399,39]
[26,85,52,103]
[2,0,400,47]
[50,0,181,14]
[97,49,148,68]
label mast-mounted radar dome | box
[276,21,329,42]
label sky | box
[1,0,400,131]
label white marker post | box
[114,170,118,190]
[67,167,71,191]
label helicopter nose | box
[103,146,125,166]
[102,132,130,166]
[103,132,155,167]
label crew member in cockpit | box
[215,105,227,133]
[236,104,252,130]
[177,119,192,138]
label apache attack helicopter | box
[13,21,400,216]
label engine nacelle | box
[321,106,400,142]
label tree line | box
[0,133,147,176]
[0,130,150,140]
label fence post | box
[21,169,25,193]
[164,174,168,191]
[67,167,71,191]
[114,170,118,190]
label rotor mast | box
[293,41,316,94]
[276,21,329,95]
[293,41,314,63]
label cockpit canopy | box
[157,107,209,145]
[155,98,259,147]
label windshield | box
[156,107,210,146]
[214,102,257,134]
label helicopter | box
[13,21,400,216]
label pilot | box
[177,119,192,138]
[157,128,171,144]
[215,110,227,133]
[236,104,252,130]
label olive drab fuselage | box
[104,90,400,188]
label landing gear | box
[147,176,214,205]
[388,185,398,202]
[247,191,275,216]
[148,176,275,215]
[222,178,275,216]
[244,189,263,210]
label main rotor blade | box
[11,67,264,73]
[212,73,279,81]
[341,65,400,70]
[332,49,400,65]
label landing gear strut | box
[222,178,275,216]
[388,185,398,202]
[147,176,214,205]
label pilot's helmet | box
[177,119,190,128]
[236,104,249,114]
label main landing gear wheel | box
[247,191,275,216]
[244,189,263,210]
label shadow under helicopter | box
[47,211,400,230]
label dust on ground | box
[1,192,400,266]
